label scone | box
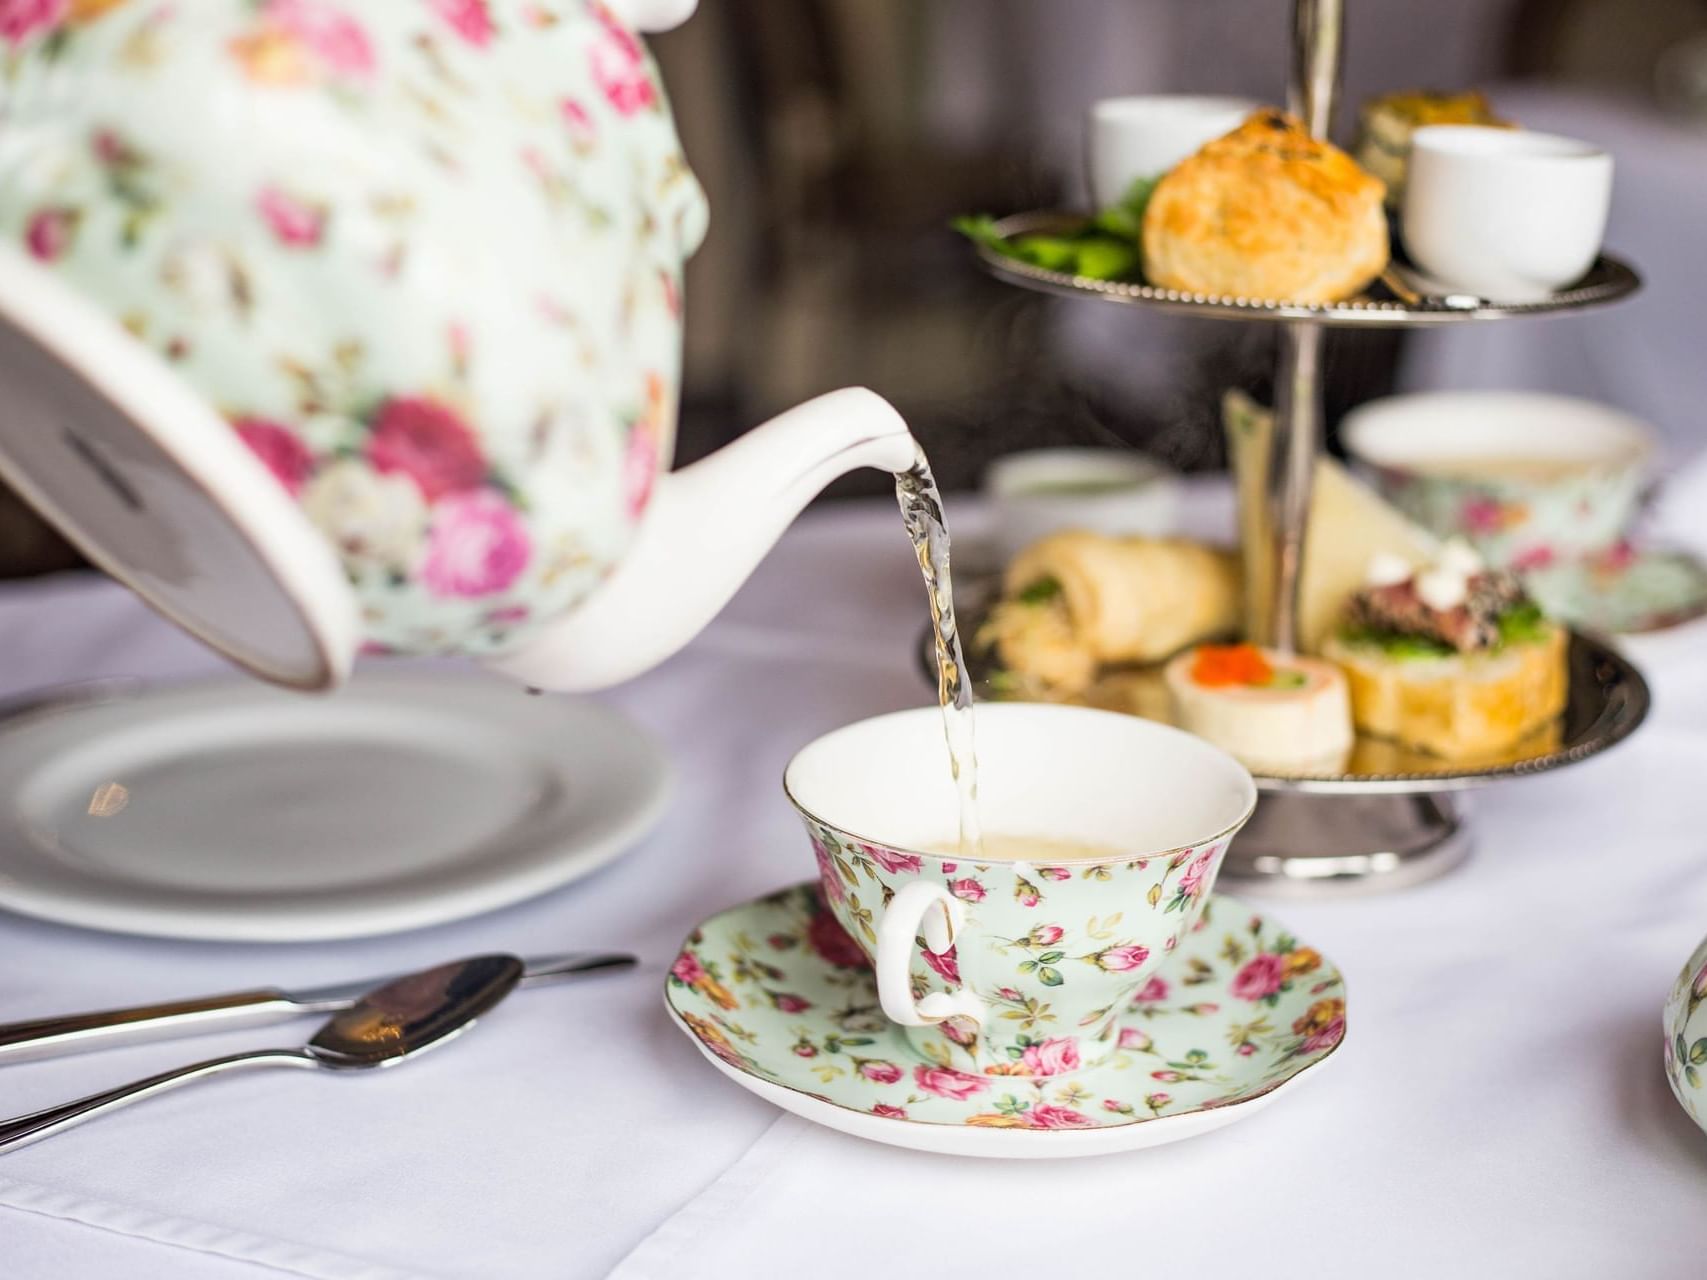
[1142,110,1389,303]
[1323,542,1568,759]
[1355,90,1510,206]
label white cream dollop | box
[1438,537,1484,578]
[1365,553,1415,588]
[1416,566,1470,612]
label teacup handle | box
[874,882,985,1028]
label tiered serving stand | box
[966,0,1650,894]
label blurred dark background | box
[4,0,1706,570]
[649,0,1707,492]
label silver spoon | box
[0,954,523,1154]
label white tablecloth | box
[4,490,1707,1280]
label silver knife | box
[0,951,635,1066]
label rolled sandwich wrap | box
[990,533,1241,692]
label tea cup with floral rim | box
[783,703,1257,1078]
[1343,391,1656,575]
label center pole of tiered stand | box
[1223,0,1475,895]
[1249,0,1338,651]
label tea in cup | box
[1402,125,1612,302]
[1342,390,1654,572]
[784,703,1256,1076]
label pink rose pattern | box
[255,184,326,247]
[1131,975,1169,1004]
[420,489,530,598]
[1019,1036,1080,1076]
[921,945,959,985]
[947,877,986,903]
[0,0,64,45]
[24,206,76,260]
[805,905,866,970]
[366,396,486,502]
[233,417,314,496]
[561,98,597,150]
[811,836,845,906]
[1093,944,1151,972]
[860,843,923,875]
[858,1060,902,1084]
[260,0,378,83]
[1025,1104,1093,1129]
[1461,496,1507,535]
[669,950,704,985]
[1378,468,1643,577]
[588,3,657,116]
[7,2,693,657]
[432,0,494,47]
[807,816,1236,1073]
[1177,848,1216,901]
[1509,544,1556,572]
[914,1064,987,1101]
[666,883,1344,1133]
[1231,953,1288,1002]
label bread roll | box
[1143,111,1388,303]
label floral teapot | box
[0,0,915,690]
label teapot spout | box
[482,387,916,691]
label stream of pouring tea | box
[896,444,984,859]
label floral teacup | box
[1343,391,1654,574]
[1663,931,1707,1135]
[783,703,1256,1077]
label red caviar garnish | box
[1191,644,1274,688]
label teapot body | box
[0,0,707,655]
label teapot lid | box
[0,248,358,690]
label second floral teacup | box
[784,703,1256,1078]
[1343,390,1655,573]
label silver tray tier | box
[974,211,1642,328]
[916,604,1649,798]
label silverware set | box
[0,950,636,1153]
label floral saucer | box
[1524,546,1707,637]
[664,882,1345,1158]
[1663,935,1707,1135]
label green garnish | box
[1497,600,1548,646]
[1015,575,1064,606]
[1070,235,1140,281]
[952,177,1154,283]
[951,214,1011,254]
[1013,234,1082,272]
[1339,600,1551,660]
[1264,670,1310,690]
[1091,175,1160,242]
[1337,624,1456,660]
[986,669,1023,699]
